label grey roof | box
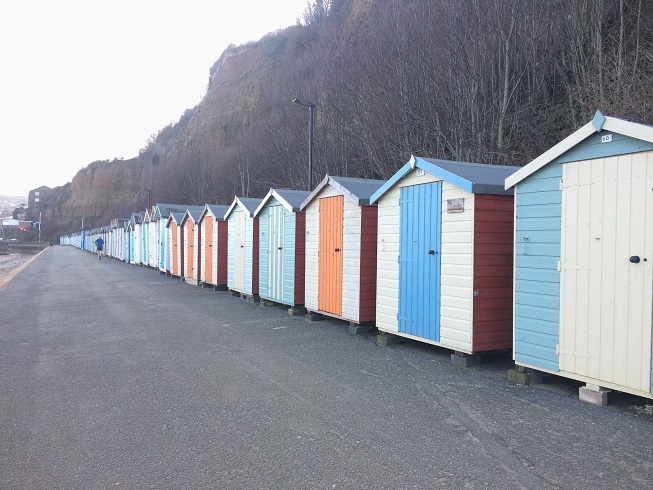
[155,203,191,217]
[204,204,229,221]
[332,176,386,202]
[238,198,263,213]
[421,158,520,193]
[167,212,186,226]
[224,196,264,218]
[300,175,386,210]
[183,205,206,223]
[273,189,312,211]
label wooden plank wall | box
[472,194,514,352]
[513,162,562,372]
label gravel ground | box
[0,253,32,274]
[0,253,39,288]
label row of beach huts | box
[60,112,653,405]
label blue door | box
[398,182,442,341]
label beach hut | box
[128,213,142,265]
[225,197,263,299]
[114,219,128,261]
[152,203,189,273]
[179,206,206,284]
[153,203,187,273]
[126,218,134,263]
[299,175,385,326]
[166,212,185,278]
[143,207,159,268]
[197,204,229,289]
[505,111,653,404]
[141,209,150,266]
[370,156,520,363]
[121,219,129,262]
[254,189,311,314]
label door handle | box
[278,247,283,250]
[630,255,641,263]
[335,248,341,252]
[428,250,436,255]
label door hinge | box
[556,344,560,356]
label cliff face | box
[35,157,150,238]
[34,35,273,238]
[29,2,359,238]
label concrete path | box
[1,246,652,489]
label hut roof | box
[154,203,192,219]
[371,155,519,203]
[180,205,206,225]
[200,204,230,222]
[224,197,264,219]
[505,110,653,188]
[254,188,312,216]
[166,212,186,228]
[300,175,386,210]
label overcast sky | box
[0,0,310,198]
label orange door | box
[204,218,213,284]
[171,222,178,275]
[180,226,185,276]
[187,222,194,279]
[318,196,343,315]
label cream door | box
[560,153,653,393]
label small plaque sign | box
[416,168,425,177]
[447,198,464,213]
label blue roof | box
[370,156,520,203]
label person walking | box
[95,237,104,259]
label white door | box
[268,205,285,302]
[234,211,246,291]
[560,153,653,393]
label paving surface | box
[1,246,652,489]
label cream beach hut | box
[370,156,519,364]
[299,175,385,326]
[225,197,263,298]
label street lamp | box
[292,98,316,191]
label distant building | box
[28,185,52,208]
[1,218,32,230]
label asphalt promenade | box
[1,246,652,489]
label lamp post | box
[292,98,316,191]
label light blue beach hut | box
[254,189,311,314]
[505,111,653,404]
